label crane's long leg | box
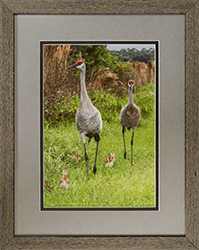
[122,127,126,159]
[93,134,100,174]
[81,133,89,177]
[83,144,89,176]
[131,131,135,165]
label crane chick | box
[104,152,115,167]
[60,169,70,191]
[119,80,141,165]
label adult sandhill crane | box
[66,60,102,176]
[119,80,141,165]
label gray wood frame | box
[0,0,198,249]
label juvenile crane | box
[104,152,115,167]
[119,80,141,165]
[66,60,102,176]
[60,169,70,191]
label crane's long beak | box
[66,63,77,70]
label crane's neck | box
[80,69,89,102]
[128,87,134,107]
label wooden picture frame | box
[0,0,198,249]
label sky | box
[106,44,155,51]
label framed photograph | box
[1,0,198,249]
[41,41,158,210]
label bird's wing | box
[119,104,128,121]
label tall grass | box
[44,83,155,208]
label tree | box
[109,47,154,63]
[68,45,120,76]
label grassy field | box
[44,84,155,208]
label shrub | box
[134,84,155,119]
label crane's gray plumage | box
[119,103,141,131]
[119,80,141,165]
[75,100,102,136]
[67,60,102,176]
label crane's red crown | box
[128,80,134,84]
[76,60,83,65]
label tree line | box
[110,48,155,64]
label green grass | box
[44,84,155,208]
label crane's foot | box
[124,152,126,159]
[93,165,97,174]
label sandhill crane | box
[66,60,102,176]
[119,80,141,165]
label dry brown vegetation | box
[131,60,154,86]
[44,45,73,121]
[118,60,155,92]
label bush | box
[69,45,121,76]
[89,90,126,122]
[134,83,155,119]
